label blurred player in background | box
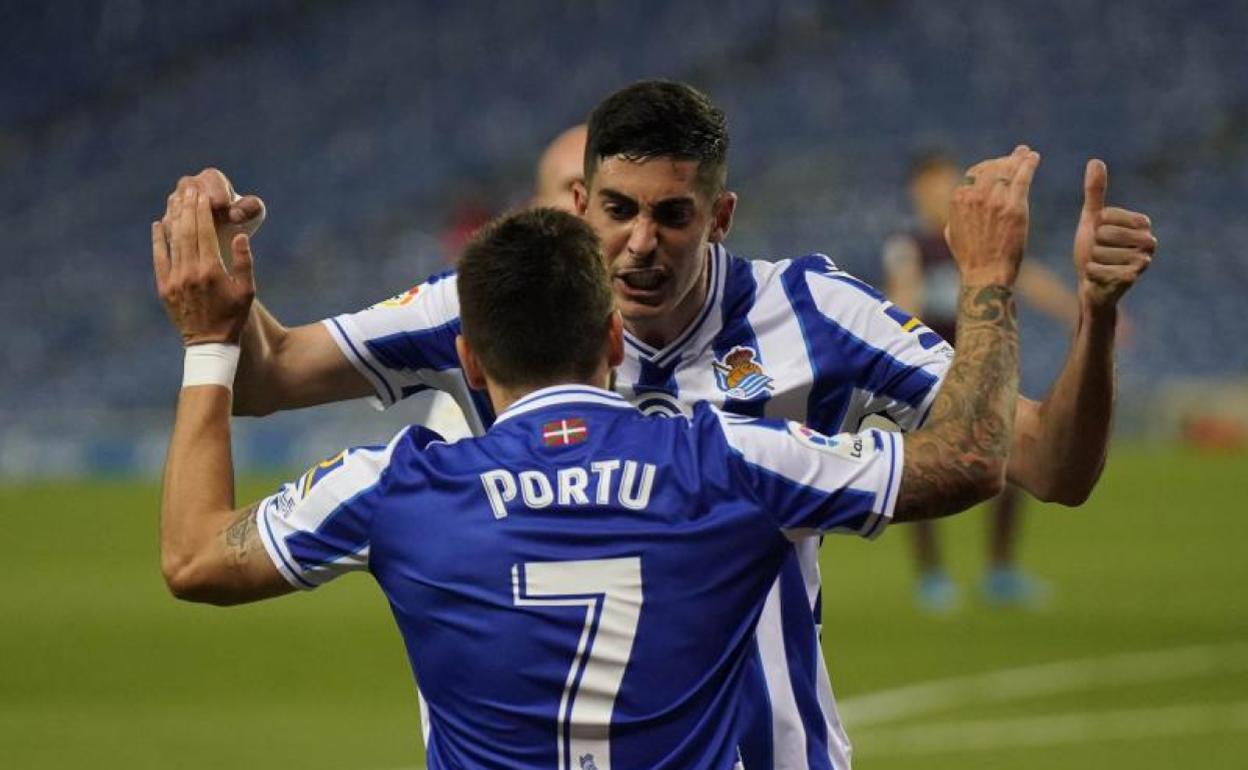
[159,80,1156,770]
[882,152,1104,611]
[155,169,1028,766]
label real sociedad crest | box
[712,346,774,400]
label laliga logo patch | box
[712,346,775,400]
[787,422,865,461]
[370,284,422,310]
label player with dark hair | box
[155,149,1030,766]
[158,79,1155,770]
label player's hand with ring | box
[945,145,1041,287]
[152,184,257,347]
[1072,159,1157,309]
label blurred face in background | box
[576,155,735,346]
[909,161,960,232]
[530,124,588,212]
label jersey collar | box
[622,243,728,368]
[492,384,636,426]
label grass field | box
[2,443,1245,769]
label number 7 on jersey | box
[512,557,644,770]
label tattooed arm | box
[894,284,1018,520]
[159,385,294,605]
[894,147,1038,522]
[155,182,292,605]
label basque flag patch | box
[542,418,588,446]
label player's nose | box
[626,217,658,257]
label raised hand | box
[153,185,256,346]
[1073,160,1156,308]
[945,145,1042,288]
[163,168,266,267]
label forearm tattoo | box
[223,502,262,565]
[896,285,1019,521]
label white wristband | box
[182,343,241,390]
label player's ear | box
[606,310,624,369]
[573,179,589,217]
[709,190,737,243]
[455,335,487,390]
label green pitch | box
[2,444,1245,768]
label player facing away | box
[156,158,1030,766]
[160,81,1156,769]
[883,152,1091,610]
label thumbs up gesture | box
[1073,160,1157,308]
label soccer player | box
[155,147,1030,766]
[883,151,1089,610]
[159,81,1155,769]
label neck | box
[623,246,711,349]
[485,368,613,416]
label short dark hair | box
[908,151,959,182]
[585,80,729,195]
[457,208,614,389]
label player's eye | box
[654,205,693,229]
[604,200,637,221]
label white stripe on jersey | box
[748,259,816,422]
[803,268,952,431]
[716,417,902,537]
[757,581,808,769]
[255,427,408,589]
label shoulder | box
[354,269,461,325]
[691,400,789,453]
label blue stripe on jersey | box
[748,462,877,534]
[365,319,461,374]
[330,317,396,404]
[285,490,375,571]
[632,355,681,403]
[285,426,444,571]
[714,255,768,418]
[866,432,900,539]
[737,643,775,770]
[780,258,940,430]
[778,554,836,770]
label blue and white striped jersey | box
[324,244,952,769]
[256,386,904,770]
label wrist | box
[960,268,1018,288]
[182,343,240,390]
[1077,288,1119,325]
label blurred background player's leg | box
[885,153,1068,612]
[911,519,958,611]
[983,484,1050,606]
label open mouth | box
[615,268,668,294]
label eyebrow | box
[598,187,696,208]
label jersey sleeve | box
[803,260,953,431]
[322,271,463,409]
[715,410,904,540]
[254,427,419,589]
